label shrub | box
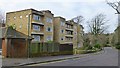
[94,44,101,49]
[84,45,92,50]
[115,42,120,49]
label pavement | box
[2,49,104,67]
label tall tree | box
[107,0,120,46]
[87,13,109,35]
[71,15,84,24]
[87,13,109,48]
[106,0,120,14]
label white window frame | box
[46,17,52,23]
[33,25,40,31]
[47,36,52,41]
[61,21,65,26]
[33,14,41,21]
[46,27,52,32]
[61,29,64,33]
[32,35,40,41]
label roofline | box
[41,10,54,16]
[54,16,66,20]
[7,8,43,14]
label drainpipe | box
[27,14,31,58]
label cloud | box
[0,0,118,33]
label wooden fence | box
[30,42,73,57]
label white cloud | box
[0,0,118,33]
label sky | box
[0,0,119,33]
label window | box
[61,22,65,26]
[20,16,22,18]
[61,37,64,40]
[47,36,52,41]
[46,27,52,32]
[19,24,22,29]
[26,15,29,17]
[14,16,16,19]
[46,17,52,23]
[32,35,40,41]
[61,30,64,33]
[33,25,40,31]
[33,14,41,21]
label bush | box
[115,42,120,49]
[83,45,93,50]
[115,45,120,49]
[94,44,101,49]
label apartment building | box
[6,9,54,42]
[54,17,84,48]
[65,20,74,45]
[6,8,84,48]
[53,16,66,44]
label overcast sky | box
[0,0,119,33]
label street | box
[28,47,118,66]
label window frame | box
[33,25,40,31]
[32,35,40,41]
[46,27,52,32]
[46,17,52,23]
[47,36,52,41]
[33,14,41,21]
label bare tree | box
[71,15,85,24]
[87,13,109,35]
[106,0,120,46]
[106,0,120,14]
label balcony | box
[65,31,73,37]
[31,37,44,43]
[65,34,73,37]
[64,40,73,44]
[31,30,44,35]
[65,28,73,31]
[32,22,44,26]
[65,37,73,44]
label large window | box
[47,36,52,41]
[33,14,41,21]
[32,35,40,41]
[46,27,52,32]
[46,17,52,23]
[61,21,65,26]
[33,25,40,31]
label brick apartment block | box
[6,8,84,48]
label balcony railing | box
[64,40,73,44]
[31,30,44,35]
[65,34,73,37]
[65,28,73,31]
[32,21,44,26]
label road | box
[28,47,118,66]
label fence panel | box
[30,43,38,53]
[30,42,73,57]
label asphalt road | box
[29,47,118,66]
